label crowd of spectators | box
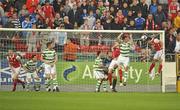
[0,0,179,61]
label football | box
[141,35,147,41]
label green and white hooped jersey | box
[93,57,104,71]
[42,49,57,64]
[119,42,131,57]
[24,60,37,72]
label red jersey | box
[151,38,162,51]
[42,5,55,19]
[116,14,124,24]
[112,48,120,59]
[169,3,179,19]
[7,54,21,68]
[26,0,39,14]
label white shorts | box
[44,64,56,75]
[11,67,21,78]
[94,70,108,80]
[117,55,130,67]
[153,50,163,60]
[108,59,118,70]
[26,71,39,79]
[11,66,21,77]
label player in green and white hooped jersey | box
[93,51,108,92]
[41,42,59,92]
[24,55,41,91]
[116,33,134,86]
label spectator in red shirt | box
[168,0,179,20]
[116,9,124,24]
[42,0,55,19]
[26,0,39,14]
[35,4,45,21]
[7,6,15,18]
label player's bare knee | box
[113,75,117,79]
[152,59,157,63]
[35,77,40,81]
[51,74,56,79]
[124,67,128,71]
[45,75,50,80]
[27,78,31,82]
[108,69,113,74]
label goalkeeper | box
[93,51,108,92]
[24,55,42,91]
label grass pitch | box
[0,92,179,110]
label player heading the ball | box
[147,36,163,80]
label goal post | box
[0,28,173,92]
[176,54,180,93]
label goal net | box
[0,28,173,92]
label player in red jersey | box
[146,37,163,80]
[108,40,122,92]
[7,50,25,91]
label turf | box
[0,92,179,110]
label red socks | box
[12,79,24,91]
[149,63,155,73]
[108,73,112,85]
[149,63,162,74]
[119,69,123,82]
[12,79,17,91]
[17,79,24,84]
[158,64,162,74]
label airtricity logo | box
[82,65,143,83]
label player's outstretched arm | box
[117,33,123,40]
[129,34,136,50]
[129,34,135,45]
[111,41,119,51]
